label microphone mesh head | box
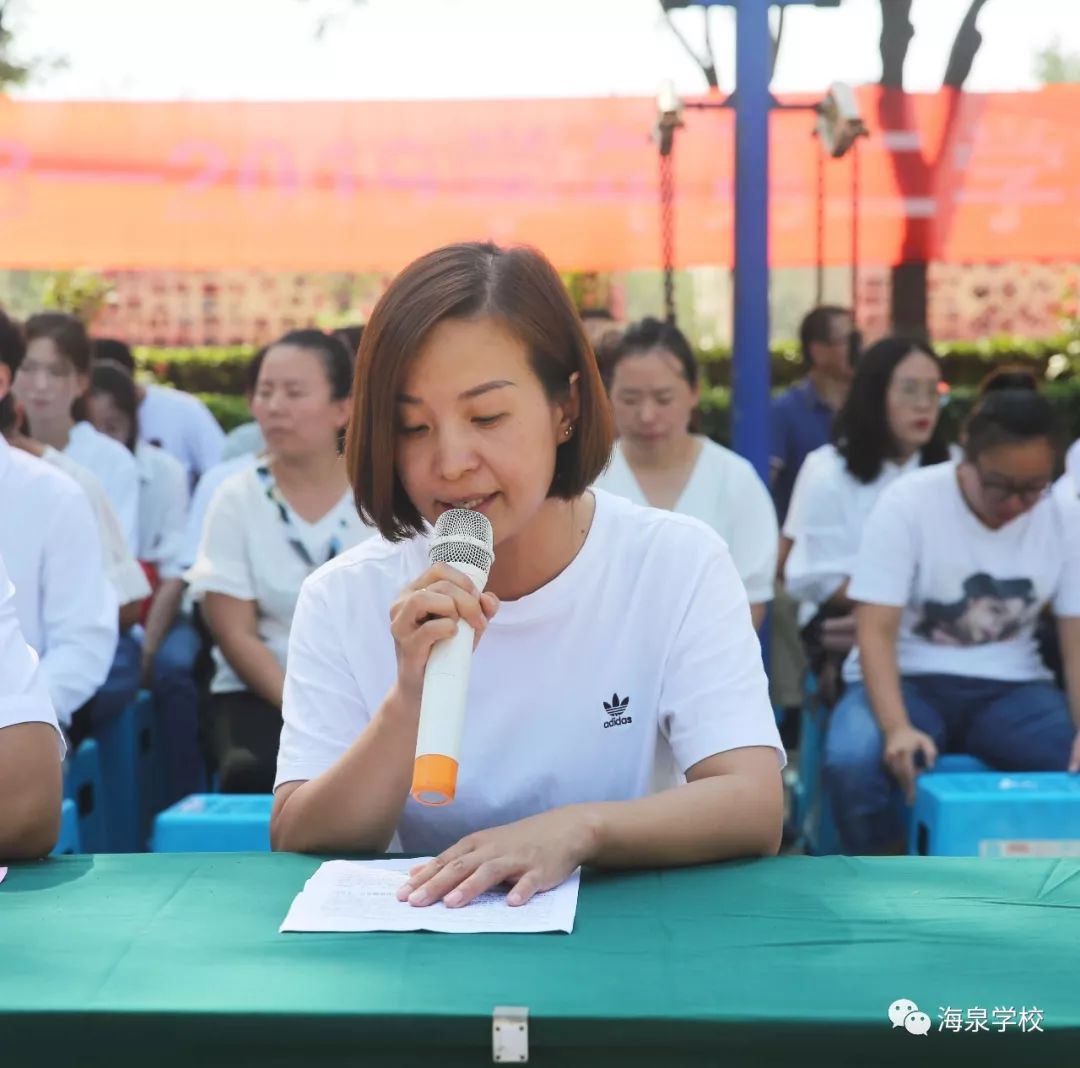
[429,508,494,576]
[434,507,492,545]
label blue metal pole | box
[731,0,772,481]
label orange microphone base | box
[411,754,459,806]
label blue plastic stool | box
[151,794,273,853]
[802,720,993,855]
[97,690,159,852]
[148,696,172,815]
[63,737,107,853]
[794,665,997,856]
[932,754,992,774]
[911,772,1080,857]
[51,798,81,856]
[131,691,165,848]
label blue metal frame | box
[680,1,831,479]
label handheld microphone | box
[411,508,495,806]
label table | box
[2,853,1077,1066]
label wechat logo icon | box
[889,999,931,1036]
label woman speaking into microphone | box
[271,242,785,907]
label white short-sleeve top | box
[276,489,785,855]
[594,437,778,604]
[185,464,374,694]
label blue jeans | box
[151,617,207,803]
[824,675,1075,854]
[86,630,142,731]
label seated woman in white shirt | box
[6,406,150,616]
[14,322,147,737]
[87,363,205,802]
[8,371,151,739]
[0,316,118,735]
[783,337,950,697]
[187,330,372,793]
[0,550,64,860]
[15,314,139,551]
[593,317,777,630]
[93,337,225,489]
[6,414,150,745]
[825,389,1080,855]
[271,242,785,908]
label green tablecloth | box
[1,853,1077,1066]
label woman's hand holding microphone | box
[387,562,500,713]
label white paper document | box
[280,858,580,934]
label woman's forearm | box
[0,723,62,860]
[119,600,143,632]
[142,579,184,659]
[582,759,783,869]
[272,686,419,854]
[750,602,767,631]
[216,633,286,708]
[1058,617,1080,729]
[858,616,908,734]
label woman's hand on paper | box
[396,806,600,908]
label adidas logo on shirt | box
[602,693,632,729]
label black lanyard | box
[255,463,346,569]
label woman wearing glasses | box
[784,337,950,671]
[824,387,1080,854]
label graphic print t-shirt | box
[846,462,1080,682]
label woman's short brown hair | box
[347,242,614,542]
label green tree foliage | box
[1034,37,1080,85]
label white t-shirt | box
[221,420,265,462]
[594,437,778,604]
[139,384,225,486]
[1064,439,1080,497]
[41,447,151,605]
[0,550,64,755]
[1055,472,1078,509]
[780,444,834,543]
[64,421,140,552]
[180,454,256,572]
[135,442,189,580]
[185,464,374,694]
[0,436,118,726]
[784,445,925,609]
[276,489,785,856]
[847,462,1080,683]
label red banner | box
[0,87,1076,272]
